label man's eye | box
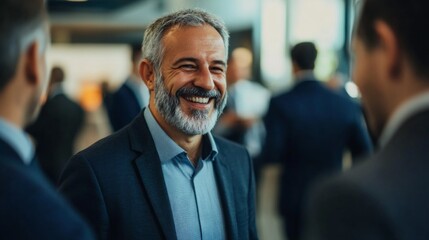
[181,64,197,70]
[210,66,225,73]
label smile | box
[184,96,210,104]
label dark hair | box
[0,0,48,91]
[356,0,429,78]
[50,66,65,85]
[131,44,142,63]
[290,42,317,70]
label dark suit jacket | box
[260,79,372,218]
[0,138,93,239]
[58,112,258,240]
[304,109,429,240]
[105,81,141,132]
[26,93,85,184]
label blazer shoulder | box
[0,160,94,239]
[213,135,251,171]
[214,135,249,155]
[74,126,131,165]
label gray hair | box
[141,8,229,74]
[0,0,48,91]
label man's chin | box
[175,110,218,135]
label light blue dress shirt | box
[144,108,226,240]
[0,118,34,164]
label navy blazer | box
[59,111,258,240]
[105,81,141,132]
[260,79,372,217]
[304,109,429,240]
[0,139,93,239]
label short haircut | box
[50,66,65,85]
[356,0,429,78]
[141,8,229,76]
[290,42,318,70]
[0,0,48,91]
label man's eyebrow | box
[172,57,198,66]
[212,60,226,67]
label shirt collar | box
[293,70,317,87]
[379,91,429,147]
[143,108,218,163]
[49,84,64,99]
[0,118,34,164]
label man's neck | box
[294,70,315,80]
[379,87,429,147]
[150,106,203,166]
[178,136,202,166]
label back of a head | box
[356,0,429,79]
[290,42,317,70]
[131,44,142,63]
[142,8,229,74]
[50,66,65,85]
[0,0,48,91]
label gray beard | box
[154,73,227,135]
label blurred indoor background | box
[46,1,359,239]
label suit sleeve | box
[347,104,373,161]
[303,179,396,240]
[58,154,110,239]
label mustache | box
[176,86,221,100]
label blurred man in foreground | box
[0,0,93,239]
[304,1,429,239]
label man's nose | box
[194,66,215,90]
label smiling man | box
[59,9,258,240]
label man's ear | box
[139,59,156,91]
[24,41,42,87]
[374,20,401,80]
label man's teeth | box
[186,96,210,104]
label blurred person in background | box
[0,0,93,239]
[326,71,351,98]
[214,47,270,161]
[27,66,85,184]
[105,44,150,132]
[304,0,429,239]
[259,41,372,240]
[59,9,257,240]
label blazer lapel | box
[213,150,239,240]
[128,112,177,240]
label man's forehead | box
[162,26,225,57]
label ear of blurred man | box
[373,20,402,85]
[22,32,50,126]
